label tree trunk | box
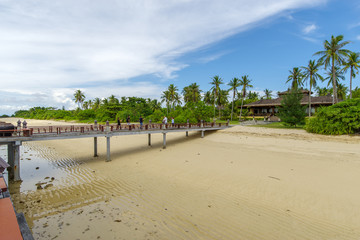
[332,59,337,104]
[231,90,235,121]
[213,93,216,120]
[350,67,353,99]
[309,82,312,117]
[239,97,244,121]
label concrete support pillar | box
[163,133,166,149]
[8,141,21,181]
[106,136,111,162]
[186,131,188,137]
[201,130,204,138]
[148,134,151,146]
[94,137,98,157]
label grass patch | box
[249,122,305,129]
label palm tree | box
[315,86,331,97]
[217,89,229,119]
[314,35,351,104]
[301,60,324,117]
[228,77,241,121]
[337,83,348,100]
[108,95,119,105]
[239,75,253,121]
[73,89,85,109]
[264,89,273,99]
[203,91,213,106]
[183,83,202,104]
[149,99,161,112]
[286,67,304,89]
[93,97,101,110]
[161,90,171,115]
[343,52,360,99]
[210,75,224,119]
[167,84,180,110]
[325,66,345,89]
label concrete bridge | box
[0,121,229,181]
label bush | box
[305,98,360,135]
[278,88,306,127]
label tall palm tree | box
[161,90,171,115]
[286,67,304,89]
[167,84,180,110]
[301,60,324,117]
[217,89,229,119]
[343,52,360,99]
[73,89,85,109]
[264,89,273,99]
[239,75,253,121]
[314,35,351,104]
[228,77,241,121]
[210,75,224,119]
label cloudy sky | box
[1,0,360,115]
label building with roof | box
[243,89,333,117]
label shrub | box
[305,98,360,135]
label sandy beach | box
[2,118,360,239]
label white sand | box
[4,118,360,239]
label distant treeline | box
[13,96,252,124]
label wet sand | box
[3,118,360,239]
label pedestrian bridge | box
[0,121,229,181]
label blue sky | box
[1,0,360,115]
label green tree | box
[161,90,171,115]
[286,67,304,89]
[203,91,213,106]
[316,86,332,96]
[73,89,85,109]
[278,87,307,127]
[314,35,351,104]
[210,75,224,119]
[183,83,202,104]
[264,89,273,99]
[337,83,348,100]
[239,75,253,121]
[343,52,360,99]
[325,66,345,89]
[228,77,241,121]
[301,60,324,117]
[217,89,229,119]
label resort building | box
[243,89,333,117]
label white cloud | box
[356,35,360,41]
[0,0,327,114]
[303,24,317,34]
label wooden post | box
[148,133,151,146]
[8,141,21,181]
[163,133,166,149]
[94,137,98,157]
[106,136,111,162]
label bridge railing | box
[0,121,228,137]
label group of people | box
[116,116,174,129]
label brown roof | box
[243,95,333,107]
